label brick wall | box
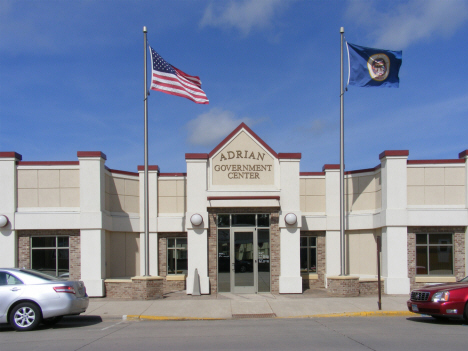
[300,231,326,290]
[407,226,465,290]
[359,280,384,295]
[18,230,81,280]
[208,208,280,294]
[163,279,185,293]
[327,277,360,297]
[105,278,163,299]
[105,281,133,299]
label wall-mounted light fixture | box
[285,213,297,225]
[0,215,9,228]
[190,214,203,226]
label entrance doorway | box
[217,214,270,293]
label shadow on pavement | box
[407,316,468,326]
[0,315,104,332]
[47,315,104,329]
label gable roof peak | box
[208,123,278,159]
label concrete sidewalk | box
[83,291,414,321]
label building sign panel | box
[211,131,275,186]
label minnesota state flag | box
[347,43,402,88]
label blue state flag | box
[347,42,402,88]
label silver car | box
[0,268,89,331]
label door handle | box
[10,287,21,292]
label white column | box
[80,229,106,295]
[324,165,341,284]
[0,152,21,267]
[380,150,410,294]
[185,155,209,294]
[78,151,106,297]
[278,154,302,293]
[139,166,159,276]
[382,226,410,294]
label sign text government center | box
[1,123,467,298]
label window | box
[0,272,23,285]
[300,236,317,273]
[416,233,453,275]
[31,236,69,278]
[167,238,187,275]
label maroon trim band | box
[208,123,279,159]
[17,161,79,166]
[459,150,468,159]
[77,151,107,160]
[207,196,280,201]
[278,153,301,159]
[322,164,340,171]
[300,172,325,176]
[185,153,209,159]
[107,168,139,177]
[407,159,465,165]
[379,150,409,159]
[0,152,22,160]
[137,165,160,172]
[345,165,381,175]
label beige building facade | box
[1,123,467,297]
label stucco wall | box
[17,169,80,208]
[105,231,140,278]
[346,229,380,276]
[300,177,326,212]
[345,171,382,212]
[407,166,465,206]
[158,179,186,214]
[105,173,139,213]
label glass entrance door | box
[217,214,271,294]
[232,230,255,293]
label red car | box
[407,276,468,320]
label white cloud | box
[346,0,468,49]
[186,108,254,146]
[200,0,289,35]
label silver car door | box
[0,271,25,320]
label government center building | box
[1,123,467,298]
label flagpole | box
[340,27,346,276]
[143,26,150,276]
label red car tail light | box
[53,286,76,294]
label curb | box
[125,311,415,321]
[125,315,224,321]
[282,311,415,319]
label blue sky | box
[2,0,467,173]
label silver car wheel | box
[14,306,36,327]
[9,302,42,331]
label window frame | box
[166,237,188,275]
[30,235,70,278]
[300,236,317,274]
[415,233,454,276]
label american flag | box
[149,46,209,104]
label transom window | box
[217,214,270,228]
[416,233,453,275]
[300,236,317,273]
[31,236,69,278]
[167,238,187,275]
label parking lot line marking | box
[101,320,126,330]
